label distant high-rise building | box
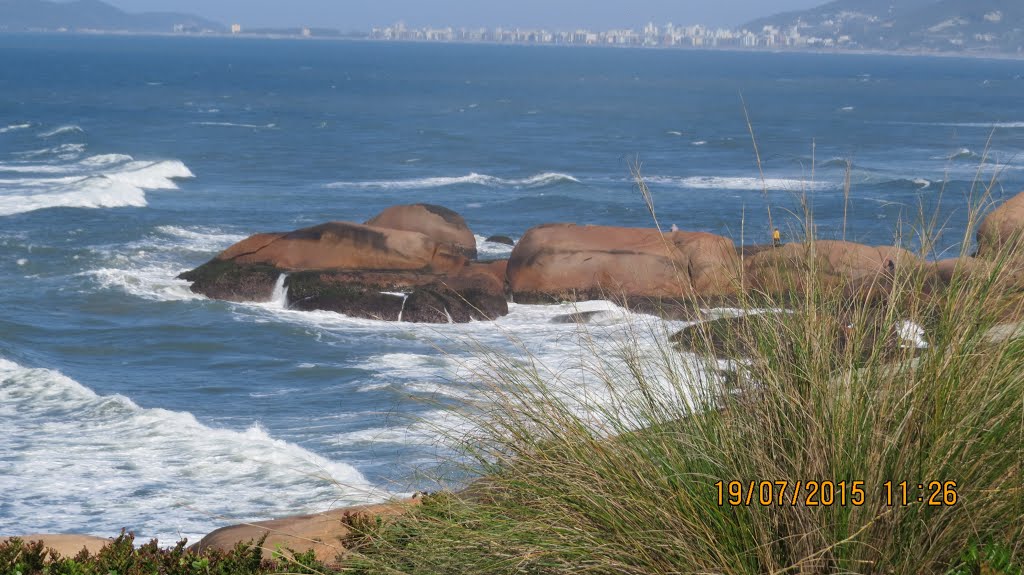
[231,23,241,35]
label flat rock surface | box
[0,534,112,557]
[193,499,418,564]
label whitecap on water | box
[0,122,31,134]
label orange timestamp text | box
[714,480,959,507]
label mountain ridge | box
[745,0,1024,53]
[0,0,224,33]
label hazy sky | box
[101,0,826,30]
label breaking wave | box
[0,154,194,216]
[0,358,385,542]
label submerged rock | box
[484,234,515,246]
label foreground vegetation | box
[0,532,329,575]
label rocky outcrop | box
[193,499,419,564]
[977,190,1024,257]
[0,534,112,557]
[215,221,466,274]
[742,240,930,297]
[366,204,478,259]
[506,224,740,304]
[179,217,507,323]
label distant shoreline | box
[3,29,1023,63]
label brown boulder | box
[977,190,1024,257]
[506,224,740,304]
[743,240,925,296]
[934,256,1024,291]
[934,257,985,284]
[179,220,507,322]
[193,499,418,564]
[367,204,477,259]
[0,534,111,557]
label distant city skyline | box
[97,0,828,31]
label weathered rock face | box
[506,224,740,304]
[366,203,478,259]
[179,218,507,323]
[743,240,928,297]
[217,221,466,273]
[193,499,419,564]
[977,190,1024,258]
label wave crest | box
[326,172,580,191]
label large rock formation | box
[977,190,1024,257]
[179,218,507,323]
[742,240,929,297]
[506,224,740,304]
[366,204,478,259]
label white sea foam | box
[84,226,246,302]
[0,358,387,542]
[475,234,515,258]
[312,300,710,446]
[647,175,837,191]
[0,156,194,216]
[325,172,580,190]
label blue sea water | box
[1,34,1023,542]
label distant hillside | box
[0,0,224,33]
[745,0,1024,54]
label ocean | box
[1,34,1022,542]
